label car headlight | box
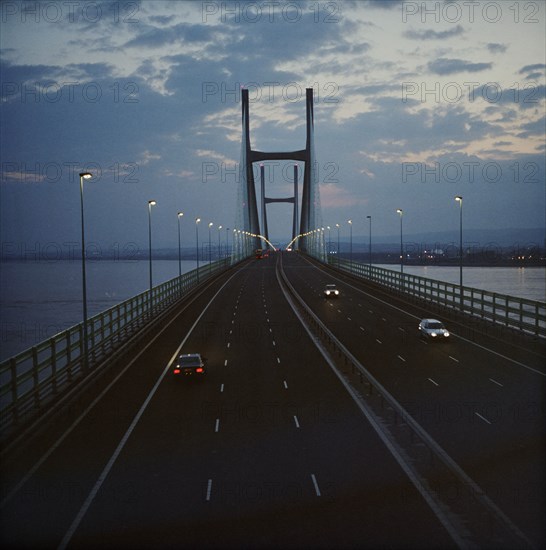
[326,291,330,295]
[431,332,437,337]
[444,332,450,337]
[335,290,339,295]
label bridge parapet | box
[327,256,546,339]
[0,257,239,442]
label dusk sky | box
[1,0,545,254]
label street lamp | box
[455,196,463,309]
[348,219,353,271]
[217,225,222,260]
[79,171,92,369]
[195,217,201,280]
[226,227,230,259]
[367,215,372,269]
[208,222,214,273]
[326,226,331,259]
[177,212,184,278]
[148,200,157,307]
[336,223,340,267]
[396,209,403,273]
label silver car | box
[323,284,340,298]
[418,318,450,340]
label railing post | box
[50,338,57,395]
[32,347,40,409]
[10,358,18,423]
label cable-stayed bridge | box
[0,91,544,549]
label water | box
[0,259,205,361]
[375,264,546,303]
[1,260,544,361]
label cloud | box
[405,25,464,41]
[519,63,546,74]
[123,22,215,49]
[139,150,161,165]
[428,58,492,75]
[486,43,507,54]
[320,183,368,208]
[516,115,546,138]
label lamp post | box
[455,196,463,309]
[148,200,156,309]
[336,223,340,267]
[226,227,230,259]
[348,219,353,271]
[195,217,201,281]
[396,209,403,275]
[217,225,222,260]
[79,171,92,369]
[327,226,331,260]
[367,215,372,268]
[208,222,213,273]
[177,212,184,278]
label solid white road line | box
[475,412,492,425]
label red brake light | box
[196,368,204,373]
[174,369,181,374]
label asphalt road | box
[1,252,543,548]
[281,251,546,547]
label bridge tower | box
[236,87,323,254]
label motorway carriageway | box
[0,252,543,548]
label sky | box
[1,0,545,255]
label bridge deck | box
[1,253,544,548]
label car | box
[418,319,450,340]
[173,353,206,377]
[323,284,340,298]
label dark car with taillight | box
[173,353,206,377]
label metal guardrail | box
[328,257,546,338]
[0,258,234,437]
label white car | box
[418,319,450,340]
[323,284,340,298]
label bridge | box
[1,91,545,549]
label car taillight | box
[174,368,181,374]
[196,367,204,373]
